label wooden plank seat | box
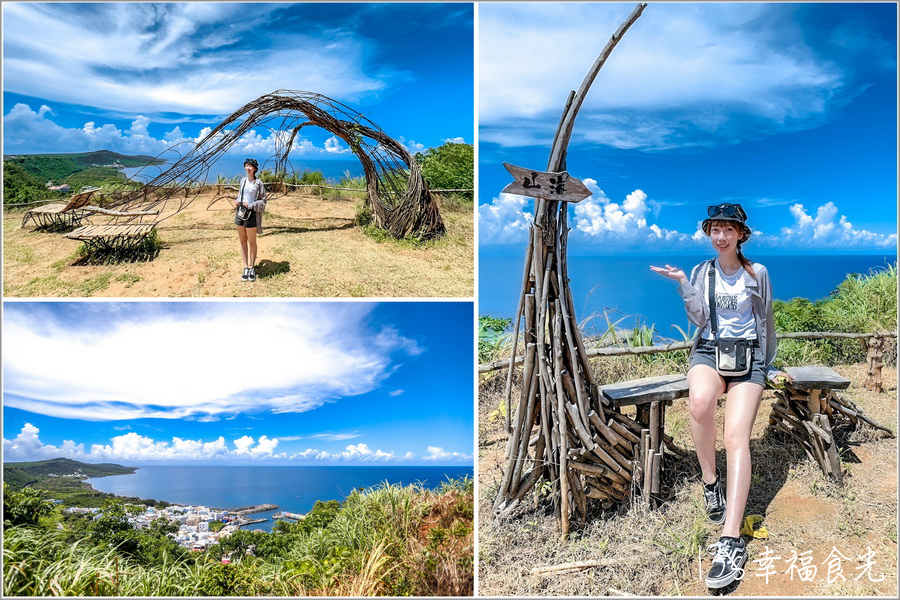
[599,365,893,499]
[21,187,101,229]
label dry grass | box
[3,191,473,298]
[478,363,897,596]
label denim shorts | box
[234,208,257,228]
[690,339,766,387]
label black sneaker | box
[703,470,726,525]
[247,267,257,282]
[241,268,250,282]
[705,536,748,589]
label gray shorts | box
[234,208,257,228]
[690,339,766,387]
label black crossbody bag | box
[236,179,253,221]
[707,261,753,376]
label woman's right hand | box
[649,264,687,283]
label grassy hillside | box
[3,150,164,206]
[3,477,474,596]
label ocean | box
[86,465,473,532]
[121,157,364,184]
[478,253,896,339]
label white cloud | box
[479,3,883,150]
[388,389,405,397]
[775,202,897,249]
[479,179,894,251]
[478,193,535,245]
[423,446,472,462]
[2,3,395,117]
[324,135,351,155]
[572,183,690,247]
[398,137,426,154]
[442,137,466,144]
[2,102,366,157]
[3,425,470,465]
[3,304,423,421]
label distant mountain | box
[3,457,135,490]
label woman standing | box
[650,203,788,589]
[233,158,267,282]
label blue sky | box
[2,2,473,161]
[478,2,897,255]
[3,302,474,466]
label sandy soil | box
[478,363,898,597]
[3,191,473,298]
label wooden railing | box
[479,330,897,393]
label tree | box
[3,482,54,527]
[2,161,53,207]
[414,142,474,192]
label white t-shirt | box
[238,177,265,206]
[702,260,757,340]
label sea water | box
[479,253,896,338]
[86,465,472,532]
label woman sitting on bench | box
[650,203,789,589]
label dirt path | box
[4,192,473,298]
[478,363,897,596]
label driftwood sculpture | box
[103,90,445,239]
[494,3,647,537]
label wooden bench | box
[599,366,892,503]
[22,188,100,229]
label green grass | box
[3,477,474,596]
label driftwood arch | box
[106,90,445,239]
[493,4,647,537]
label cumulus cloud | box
[479,3,890,150]
[423,446,472,462]
[3,304,424,421]
[479,176,895,252]
[478,193,535,245]
[324,135,350,155]
[572,182,690,246]
[2,102,366,157]
[3,424,471,465]
[775,202,897,249]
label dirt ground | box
[3,191,473,298]
[478,363,898,597]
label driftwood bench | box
[21,188,100,229]
[599,365,893,505]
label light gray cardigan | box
[676,259,778,380]
[237,177,268,234]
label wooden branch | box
[531,559,621,576]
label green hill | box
[2,150,165,206]
[3,457,135,491]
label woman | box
[650,203,789,589]
[232,158,267,282]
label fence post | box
[865,335,885,393]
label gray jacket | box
[237,177,268,234]
[676,259,778,380]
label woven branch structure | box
[493,3,647,538]
[103,90,445,239]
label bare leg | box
[688,364,726,485]
[237,226,249,269]
[246,226,258,268]
[721,380,764,538]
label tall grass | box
[3,477,474,596]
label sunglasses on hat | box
[707,203,746,221]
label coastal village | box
[65,502,289,554]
